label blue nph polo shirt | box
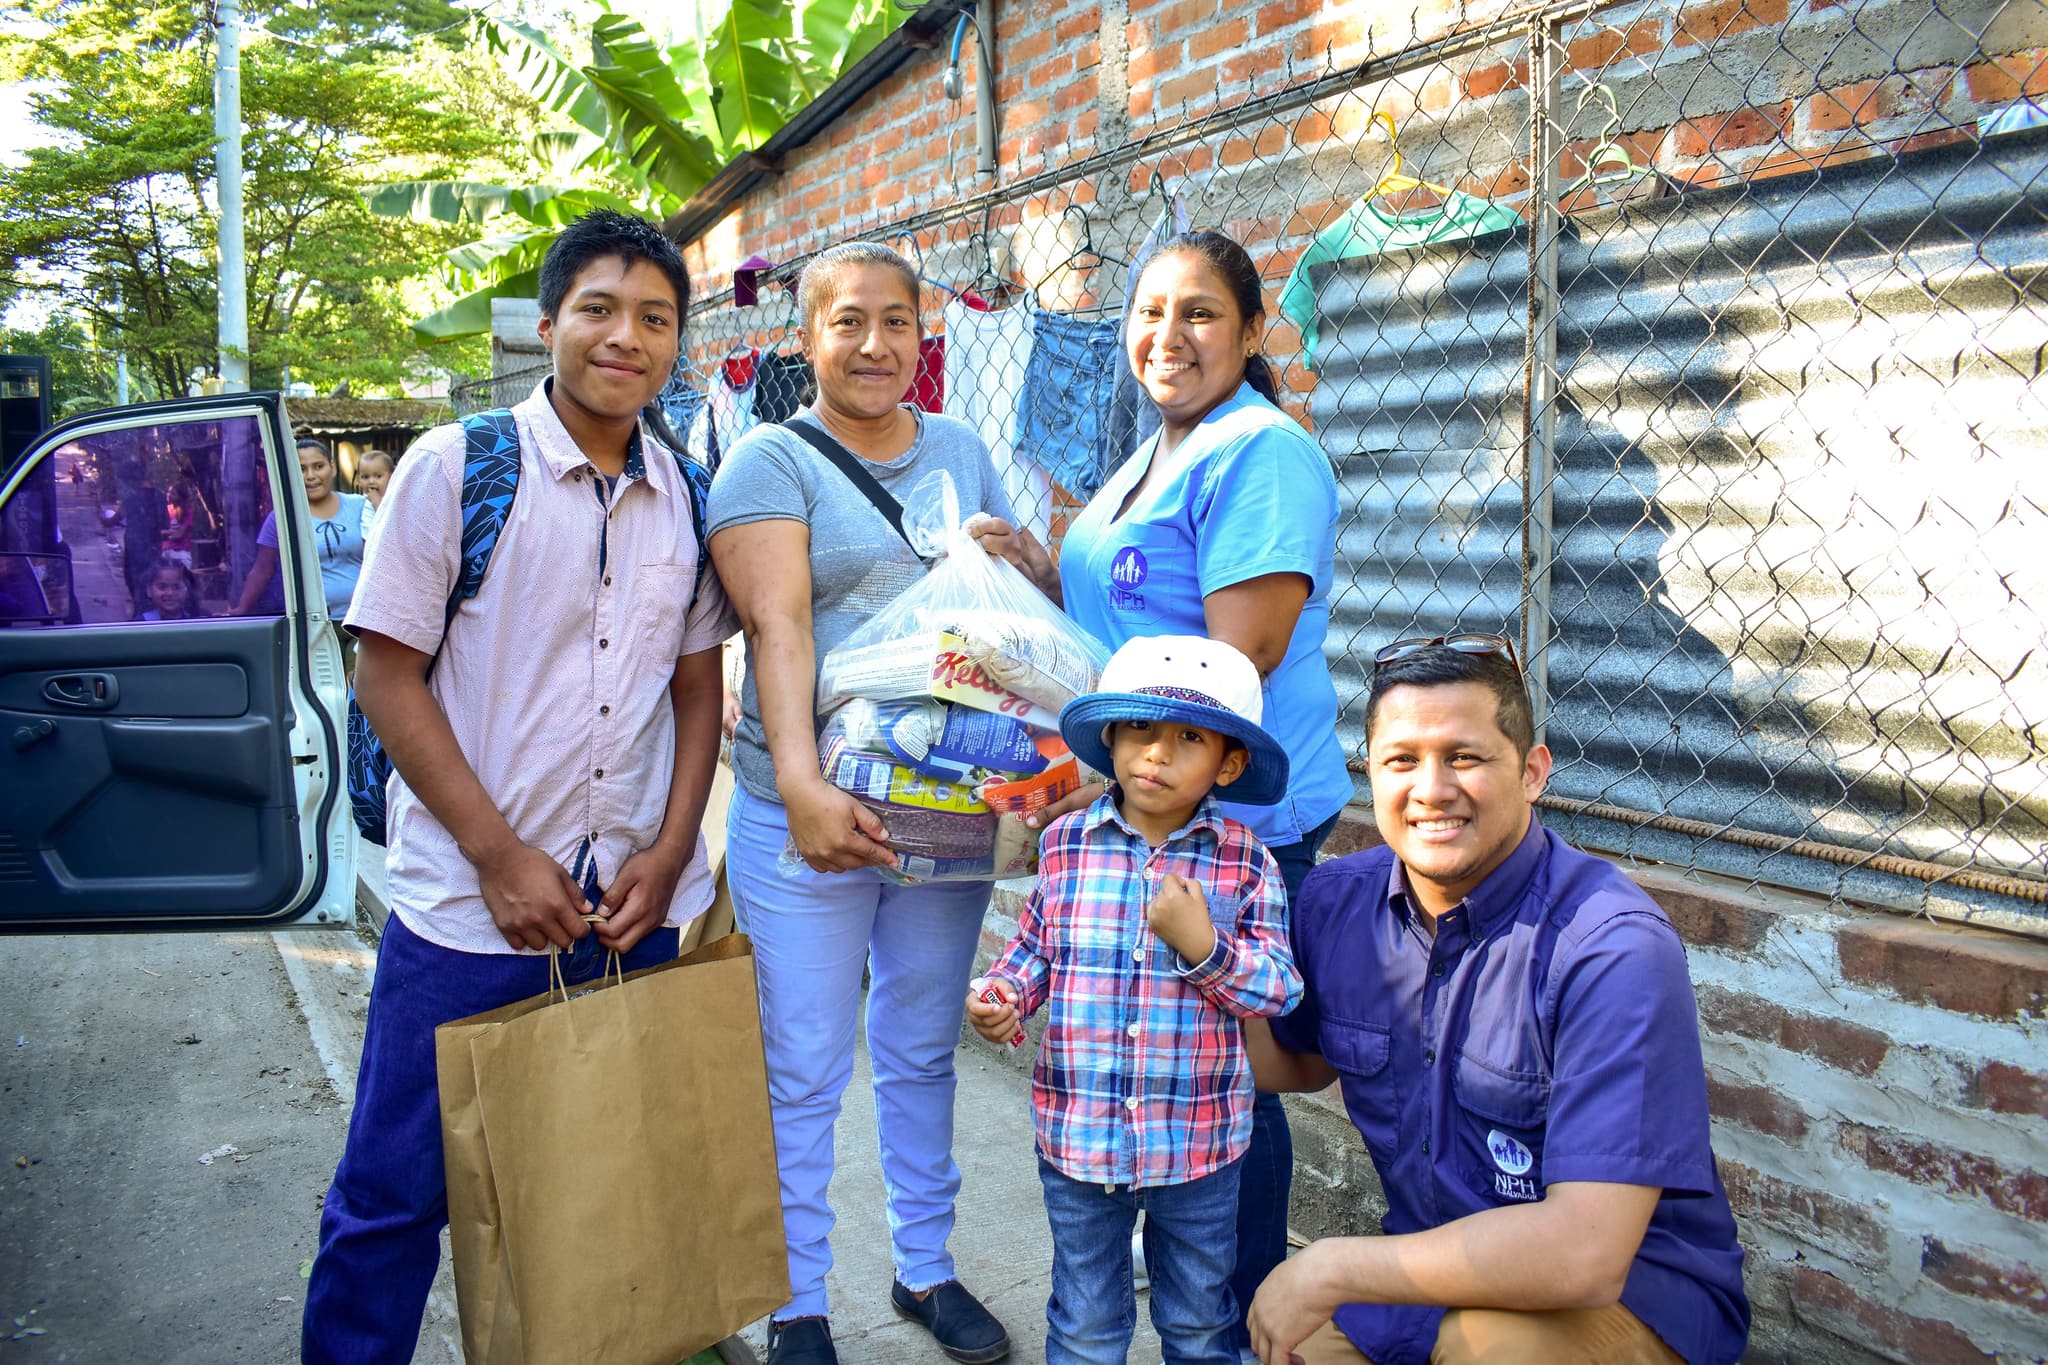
[1058,381,1351,848]
[1269,816,1751,1365]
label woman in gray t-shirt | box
[705,243,1016,1365]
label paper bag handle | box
[546,915,625,1002]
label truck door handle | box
[42,673,119,710]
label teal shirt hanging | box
[1280,190,1523,370]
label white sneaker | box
[1131,1222,1149,1292]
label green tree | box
[373,0,897,341]
[0,0,525,395]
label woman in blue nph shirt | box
[974,228,1349,1356]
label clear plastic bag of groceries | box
[816,469,1112,730]
[775,705,1069,884]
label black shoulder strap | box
[782,416,910,547]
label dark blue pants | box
[1228,809,1340,1350]
[301,913,678,1365]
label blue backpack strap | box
[674,449,715,607]
[449,408,523,626]
[347,408,522,846]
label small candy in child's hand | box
[971,976,1026,1048]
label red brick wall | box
[682,0,2044,438]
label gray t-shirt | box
[707,406,1018,801]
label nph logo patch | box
[1109,546,1148,611]
[1486,1128,1533,1175]
[1486,1128,1542,1202]
[1110,546,1149,587]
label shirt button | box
[604,575,613,587]
[599,638,610,649]
[1433,964,1445,979]
[1422,1138,1431,1155]
[599,704,611,716]
[594,768,605,779]
[1124,1096,1139,1111]
[1126,1022,1140,1038]
[1132,948,1145,963]
[1425,1049,1436,1065]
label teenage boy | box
[1243,634,1750,1365]
[968,635,1303,1365]
[302,209,735,1363]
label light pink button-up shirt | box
[348,382,735,954]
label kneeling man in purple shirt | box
[1243,634,1750,1365]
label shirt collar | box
[518,378,666,494]
[1385,811,1547,935]
[1082,787,1228,847]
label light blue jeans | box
[726,785,993,1319]
[1038,1154,1245,1365]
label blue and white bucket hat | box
[1058,635,1290,806]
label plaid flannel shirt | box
[988,791,1302,1187]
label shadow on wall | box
[1310,129,2048,923]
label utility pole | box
[214,0,249,392]
[111,292,130,405]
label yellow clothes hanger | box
[1364,111,1456,201]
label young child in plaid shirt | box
[967,635,1302,1365]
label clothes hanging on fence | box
[663,376,720,466]
[711,351,762,453]
[1017,309,1123,500]
[733,253,774,306]
[908,337,945,413]
[943,296,1052,543]
[683,406,719,468]
[1279,190,1522,370]
[755,352,814,425]
[1113,191,1191,457]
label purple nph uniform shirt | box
[1269,816,1751,1365]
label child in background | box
[134,557,203,621]
[967,635,1301,1365]
[356,449,394,530]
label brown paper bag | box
[436,933,788,1365]
[678,761,738,954]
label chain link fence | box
[647,0,2048,930]
[450,361,553,417]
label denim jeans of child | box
[1039,1154,1245,1365]
[725,785,991,1320]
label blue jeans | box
[725,785,992,1319]
[1230,808,1341,1349]
[302,912,678,1365]
[1019,309,1124,498]
[1040,1154,1245,1365]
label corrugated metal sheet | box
[1308,126,2048,922]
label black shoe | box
[890,1280,1011,1364]
[767,1316,838,1365]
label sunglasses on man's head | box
[1371,631,1522,675]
